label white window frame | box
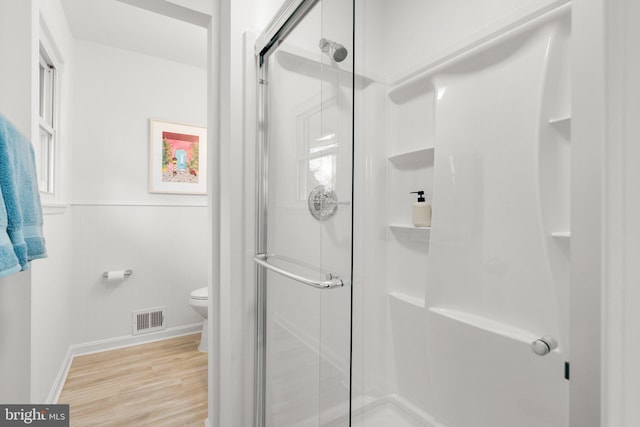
[37,19,66,212]
[38,45,56,195]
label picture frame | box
[149,119,207,194]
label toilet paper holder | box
[102,269,133,279]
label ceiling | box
[60,0,208,69]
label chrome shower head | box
[319,38,348,63]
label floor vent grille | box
[132,306,166,335]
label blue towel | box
[0,188,21,279]
[0,113,47,276]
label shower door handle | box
[531,336,558,356]
[253,253,344,289]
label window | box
[296,98,338,201]
[37,45,56,195]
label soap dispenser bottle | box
[410,191,431,227]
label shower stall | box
[253,0,572,425]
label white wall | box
[604,1,640,426]
[381,0,564,80]
[31,211,74,402]
[209,0,283,425]
[167,0,213,15]
[71,41,207,205]
[617,1,640,423]
[30,0,76,404]
[0,0,36,403]
[0,272,31,403]
[0,0,76,404]
[70,40,208,345]
[571,0,604,425]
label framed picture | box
[149,119,207,194]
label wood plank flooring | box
[58,333,207,427]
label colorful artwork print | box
[161,131,200,183]
[149,119,207,194]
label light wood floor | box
[59,333,208,427]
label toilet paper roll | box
[105,270,126,281]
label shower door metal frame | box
[254,1,321,426]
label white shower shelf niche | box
[388,224,431,242]
[388,224,431,232]
[428,307,540,345]
[388,146,435,165]
[549,115,571,138]
[549,115,571,126]
[388,291,426,309]
[551,231,571,239]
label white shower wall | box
[353,0,571,426]
[220,0,640,425]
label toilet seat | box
[189,286,209,352]
[190,287,208,300]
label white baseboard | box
[49,323,203,403]
[205,418,211,427]
[46,346,74,404]
[70,323,203,357]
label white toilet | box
[189,287,208,352]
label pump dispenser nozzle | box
[410,191,425,202]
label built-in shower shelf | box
[389,224,431,236]
[551,231,571,239]
[388,147,434,165]
[389,291,425,309]
[549,116,571,138]
[549,116,571,126]
[428,307,538,345]
[389,224,431,232]
[388,224,431,242]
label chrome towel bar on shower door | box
[253,253,344,289]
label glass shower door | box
[255,1,354,426]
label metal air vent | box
[132,306,166,335]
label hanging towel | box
[0,113,47,275]
[0,189,21,279]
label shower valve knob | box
[308,185,338,221]
[531,336,558,356]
